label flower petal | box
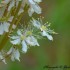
[14,49,20,61]
[10,38,20,45]
[42,31,53,41]
[3,22,10,32]
[0,23,4,35]
[10,36,19,39]
[22,40,27,53]
[17,29,22,36]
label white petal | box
[31,18,41,29]
[26,36,39,46]
[18,8,24,15]
[14,49,20,61]
[32,4,42,14]
[4,0,9,4]
[17,30,22,36]
[10,36,19,39]
[10,38,20,45]
[29,0,35,4]
[42,31,53,41]
[31,36,39,46]
[0,52,7,64]
[28,7,34,16]
[2,59,7,64]
[25,36,34,46]
[0,52,3,59]
[22,40,27,53]
[3,22,10,32]
[7,47,13,55]
[8,16,14,22]
[34,0,42,3]
[0,23,4,35]
[12,24,16,29]
[11,54,15,61]
[8,0,15,11]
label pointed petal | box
[10,36,19,39]
[29,0,35,4]
[28,7,34,16]
[11,54,15,61]
[10,38,20,45]
[0,23,4,35]
[32,4,42,14]
[26,36,39,46]
[42,31,53,41]
[2,59,7,64]
[31,18,41,29]
[3,22,10,32]
[7,47,13,55]
[22,40,27,53]
[14,49,20,61]
[17,30,22,36]
[31,36,40,46]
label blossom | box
[21,0,42,16]
[10,30,27,53]
[10,29,39,53]
[7,47,20,61]
[30,18,53,41]
[0,0,56,64]
[28,0,42,16]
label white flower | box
[7,47,20,61]
[10,30,28,53]
[31,18,53,41]
[0,22,10,35]
[10,29,40,53]
[28,0,42,16]
[21,0,42,16]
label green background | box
[0,0,70,70]
[0,0,2,3]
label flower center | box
[20,36,25,40]
[40,25,46,31]
[27,31,32,36]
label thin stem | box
[3,2,10,17]
[9,1,22,31]
[0,1,22,51]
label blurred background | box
[0,0,70,70]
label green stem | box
[0,1,22,51]
[9,1,22,31]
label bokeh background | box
[0,0,70,70]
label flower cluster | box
[0,0,56,64]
